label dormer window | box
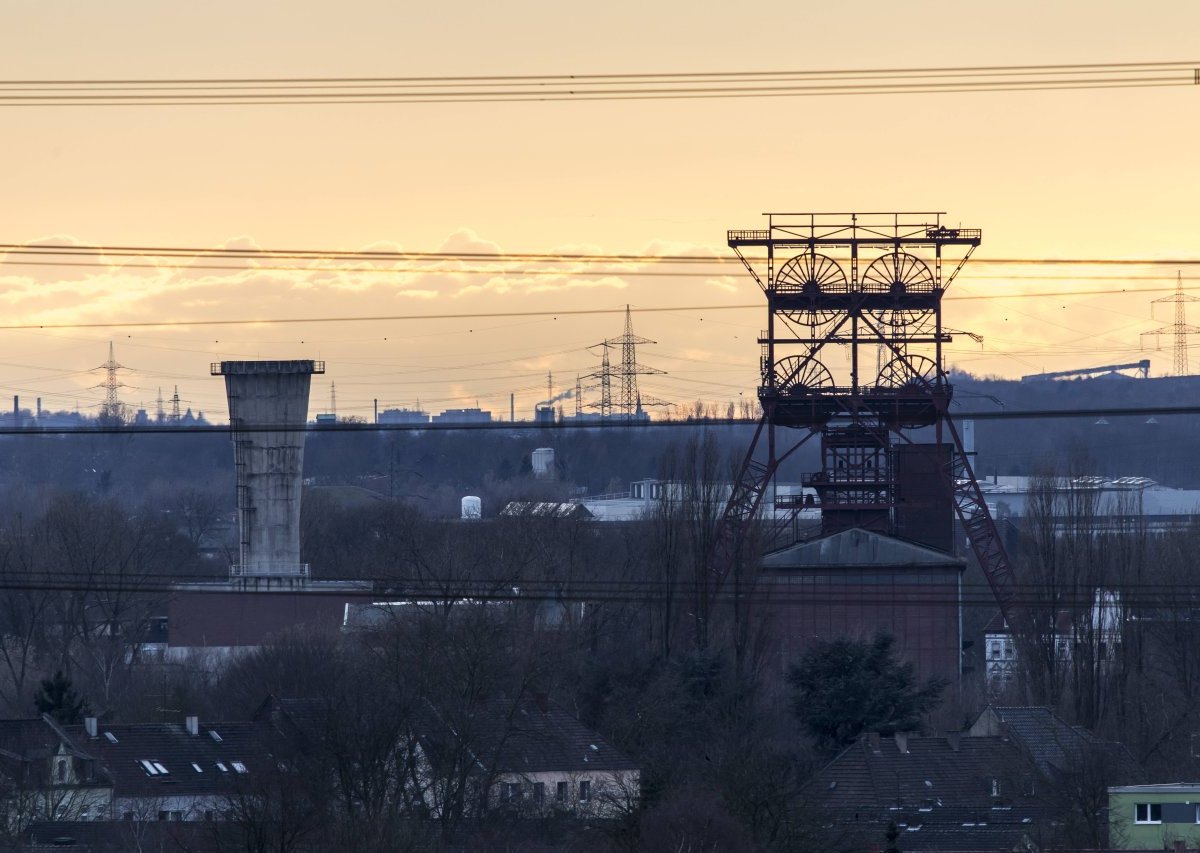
[56,760,66,782]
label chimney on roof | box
[186,716,199,737]
[84,717,97,739]
[895,732,909,754]
[867,732,881,753]
[947,731,961,751]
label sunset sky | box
[0,0,1197,422]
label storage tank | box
[531,447,556,479]
[461,495,482,520]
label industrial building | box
[164,361,366,661]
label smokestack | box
[12,396,17,426]
[373,398,378,425]
[36,398,41,418]
[510,393,515,423]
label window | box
[1135,803,1162,824]
[56,760,66,782]
[533,782,545,805]
[216,762,229,772]
[990,779,1001,797]
[122,812,134,821]
[204,810,215,822]
[556,781,568,803]
[158,811,168,822]
[579,781,591,803]
[231,761,248,774]
[504,782,521,801]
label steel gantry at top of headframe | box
[710,212,1020,626]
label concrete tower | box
[212,359,324,586]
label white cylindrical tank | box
[531,447,555,479]
[461,495,482,520]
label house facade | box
[1109,784,1200,850]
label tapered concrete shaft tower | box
[212,360,324,585]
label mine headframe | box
[709,212,1019,628]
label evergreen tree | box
[34,670,91,724]
[788,631,946,751]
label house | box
[810,730,1048,851]
[968,706,1140,784]
[0,717,112,831]
[1109,784,1200,850]
[63,715,274,823]
[984,592,1123,693]
[809,707,1142,851]
[261,693,640,822]
[453,694,640,819]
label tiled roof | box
[425,696,638,776]
[971,706,1142,783]
[65,720,275,799]
[811,733,1046,852]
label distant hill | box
[949,370,1200,486]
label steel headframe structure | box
[711,212,1019,627]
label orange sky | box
[0,1,1197,421]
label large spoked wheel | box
[774,252,846,326]
[773,356,835,396]
[862,251,937,328]
[876,355,942,392]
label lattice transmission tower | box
[1143,272,1200,376]
[94,342,128,425]
[586,306,670,419]
[709,212,1020,630]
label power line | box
[4,241,1200,266]
[0,60,1191,105]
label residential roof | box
[425,695,638,777]
[65,720,274,799]
[811,732,1046,852]
[968,706,1142,783]
[1109,782,1200,794]
[762,527,965,570]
